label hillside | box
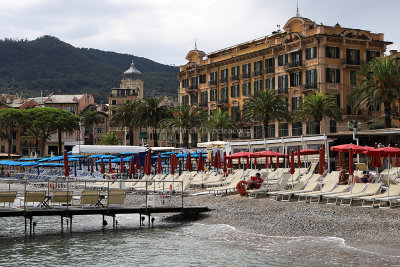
[0,36,179,102]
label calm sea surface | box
[0,214,398,266]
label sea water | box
[0,214,398,266]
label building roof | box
[45,94,85,104]
[123,59,141,79]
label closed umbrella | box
[186,153,192,171]
[157,154,163,174]
[90,158,94,174]
[197,152,204,171]
[100,158,105,174]
[223,154,227,174]
[318,145,325,175]
[171,154,177,175]
[146,150,152,176]
[129,156,135,176]
[108,157,112,173]
[246,156,250,169]
[290,150,295,188]
[210,152,214,168]
[63,150,69,177]
[136,155,142,170]
[120,156,124,174]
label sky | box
[0,0,399,66]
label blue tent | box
[15,158,42,161]
[176,153,188,158]
[70,155,86,158]
[35,163,64,167]
[20,162,38,167]
[88,154,104,159]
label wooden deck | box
[0,205,211,218]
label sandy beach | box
[170,193,400,257]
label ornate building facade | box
[177,16,392,144]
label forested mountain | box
[0,36,179,102]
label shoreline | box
[173,193,400,257]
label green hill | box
[0,36,179,102]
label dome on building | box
[123,59,142,79]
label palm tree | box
[295,92,343,134]
[54,110,80,155]
[0,109,23,158]
[110,100,141,145]
[241,90,290,138]
[159,104,207,148]
[81,110,102,145]
[22,126,42,156]
[137,97,171,147]
[349,56,400,128]
[100,132,122,145]
[205,110,237,141]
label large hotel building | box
[177,16,392,145]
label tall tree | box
[110,101,141,145]
[100,131,122,145]
[241,90,290,138]
[54,110,80,155]
[22,126,42,156]
[0,109,23,158]
[205,110,237,141]
[295,92,343,134]
[349,56,400,128]
[137,97,171,147]
[26,107,79,156]
[159,104,207,148]
[81,110,102,145]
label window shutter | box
[336,69,340,83]
[272,77,275,89]
[284,75,288,89]
[278,76,282,89]
[356,50,360,63]
[326,46,330,58]
[326,68,330,83]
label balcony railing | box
[199,102,208,107]
[230,75,239,81]
[189,84,198,90]
[303,83,318,90]
[219,77,228,83]
[240,72,251,79]
[109,92,138,97]
[264,67,275,74]
[208,80,218,86]
[217,99,229,106]
[284,60,303,70]
[341,59,365,65]
[277,88,289,94]
[252,69,263,77]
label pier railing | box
[0,179,186,211]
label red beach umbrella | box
[223,154,227,174]
[228,157,233,169]
[297,145,301,167]
[217,150,222,170]
[120,156,124,173]
[146,150,152,175]
[63,150,69,177]
[318,145,325,175]
[331,144,367,154]
[294,149,320,155]
[136,155,141,170]
[157,154,163,174]
[210,152,214,168]
[290,150,295,175]
[90,158,94,174]
[246,156,250,169]
[197,152,203,171]
[129,156,135,175]
[100,158,105,174]
[171,154,177,175]
[186,153,192,171]
[108,157,112,173]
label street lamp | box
[347,120,362,162]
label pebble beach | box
[174,193,400,257]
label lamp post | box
[78,121,82,154]
[347,120,362,162]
